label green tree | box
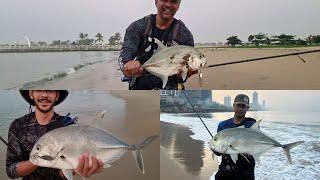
[109,32,122,45]
[248,35,254,43]
[274,34,295,45]
[250,33,268,46]
[226,36,242,47]
[78,33,92,45]
[95,33,104,44]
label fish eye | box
[60,155,65,159]
[36,145,41,151]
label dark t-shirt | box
[6,112,66,180]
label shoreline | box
[160,121,218,180]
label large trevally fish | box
[209,120,304,164]
[30,125,158,180]
[131,38,208,88]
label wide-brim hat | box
[19,90,69,106]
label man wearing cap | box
[214,94,256,180]
[6,90,103,180]
[118,0,198,90]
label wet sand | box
[33,47,320,90]
[160,121,218,180]
[186,47,320,89]
[0,91,159,180]
[87,91,160,180]
[37,57,127,90]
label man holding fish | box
[212,94,257,180]
[6,90,103,179]
[119,0,202,90]
[210,94,303,180]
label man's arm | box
[118,19,144,76]
[6,122,37,179]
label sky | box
[0,0,319,44]
[212,90,320,112]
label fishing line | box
[121,49,320,82]
[181,91,214,138]
[206,49,320,69]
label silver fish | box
[209,120,304,164]
[30,125,158,180]
[131,38,208,88]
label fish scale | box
[30,125,158,180]
[130,38,207,88]
[209,120,304,164]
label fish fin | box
[103,163,111,168]
[130,75,137,87]
[239,153,251,164]
[153,37,166,50]
[181,72,187,81]
[171,40,180,46]
[230,154,238,163]
[100,110,107,120]
[62,169,73,180]
[253,153,263,164]
[181,66,188,81]
[130,135,158,174]
[250,119,262,130]
[161,75,169,89]
[236,125,245,128]
[282,141,304,164]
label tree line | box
[51,32,122,46]
[226,33,320,47]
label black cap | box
[19,90,69,106]
[234,94,250,107]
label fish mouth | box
[38,154,55,161]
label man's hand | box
[123,60,143,77]
[16,160,38,177]
[74,152,104,177]
[187,67,198,78]
[177,67,198,80]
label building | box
[181,90,213,104]
[250,91,261,110]
[224,95,232,107]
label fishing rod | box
[181,91,214,138]
[205,49,320,69]
[0,136,23,160]
[120,49,320,82]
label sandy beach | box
[31,47,320,90]
[36,56,127,90]
[0,90,159,180]
[160,121,218,180]
[186,47,320,89]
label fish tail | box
[129,135,158,174]
[282,141,304,164]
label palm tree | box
[79,33,85,41]
[95,33,104,44]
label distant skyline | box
[1,0,319,44]
[212,90,320,112]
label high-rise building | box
[250,91,261,110]
[224,95,232,107]
[182,90,212,103]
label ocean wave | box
[14,60,104,89]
